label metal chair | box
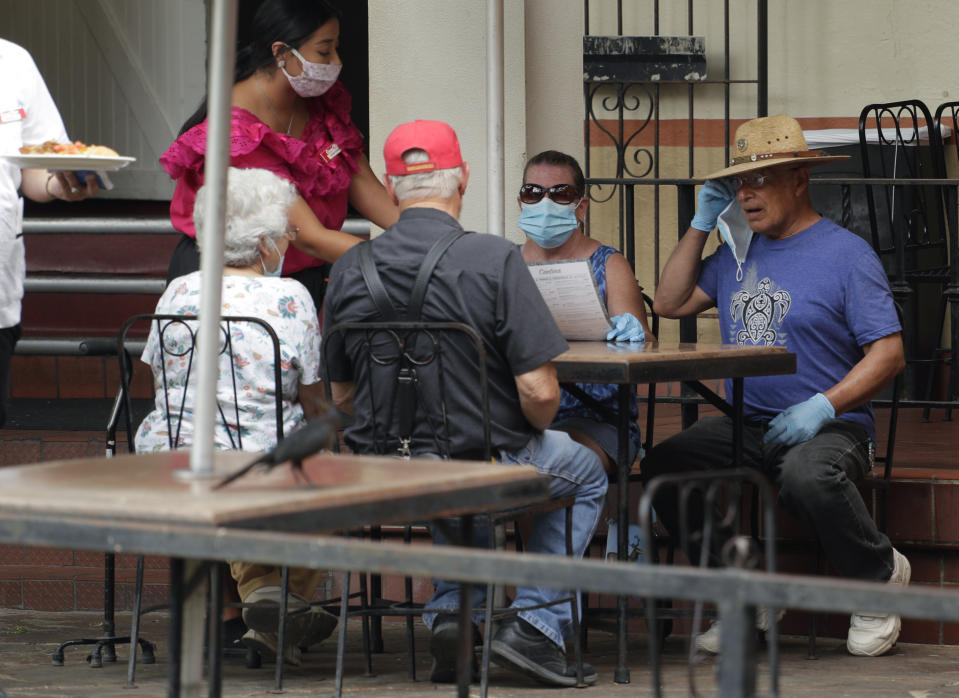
[859,99,953,417]
[115,313,293,689]
[932,100,959,420]
[639,469,780,698]
[49,340,158,677]
[322,320,582,698]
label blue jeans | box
[422,429,608,649]
[642,416,894,582]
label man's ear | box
[459,161,470,196]
[383,176,400,206]
[793,166,811,197]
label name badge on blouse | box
[0,107,26,124]
[319,143,342,163]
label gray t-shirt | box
[324,207,568,454]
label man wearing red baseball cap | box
[382,119,465,175]
[323,120,606,687]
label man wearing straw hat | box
[645,114,909,657]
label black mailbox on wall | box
[583,35,707,82]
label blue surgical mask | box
[261,255,284,277]
[518,198,580,249]
[717,199,754,282]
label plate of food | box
[3,140,136,171]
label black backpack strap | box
[358,241,398,320]
[406,229,467,320]
[357,229,468,321]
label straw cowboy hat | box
[705,114,849,180]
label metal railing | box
[6,511,959,697]
[15,215,372,358]
[21,216,372,237]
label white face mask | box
[280,47,341,98]
[717,199,754,282]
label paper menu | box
[527,258,612,340]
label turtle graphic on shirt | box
[730,277,790,345]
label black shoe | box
[300,606,339,649]
[223,617,247,652]
[490,617,597,687]
[428,614,480,684]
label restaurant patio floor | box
[3,608,959,697]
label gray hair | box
[387,149,463,202]
[194,167,298,267]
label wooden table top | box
[0,450,548,533]
[552,341,796,384]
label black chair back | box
[117,313,285,452]
[858,99,952,405]
[322,320,492,460]
[934,100,959,179]
[858,99,948,259]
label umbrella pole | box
[180,0,237,694]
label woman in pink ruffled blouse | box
[160,0,398,308]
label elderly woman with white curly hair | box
[135,167,334,664]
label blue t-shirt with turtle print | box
[698,217,900,440]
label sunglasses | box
[519,183,581,205]
[729,173,771,190]
[729,166,801,191]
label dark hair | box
[178,0,340,135]
[522,150,586,198]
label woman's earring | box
[278,59,286,68]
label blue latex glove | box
[606,312,645,343]
[690,179,736,232]
[763,393,835,447]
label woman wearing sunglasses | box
[519,150,653,474]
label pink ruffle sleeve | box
[159,81,364,274]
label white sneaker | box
[847,548,911,656]
[694,606,785,654]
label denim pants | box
[641,416,894,582]
[422,429,608,649]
